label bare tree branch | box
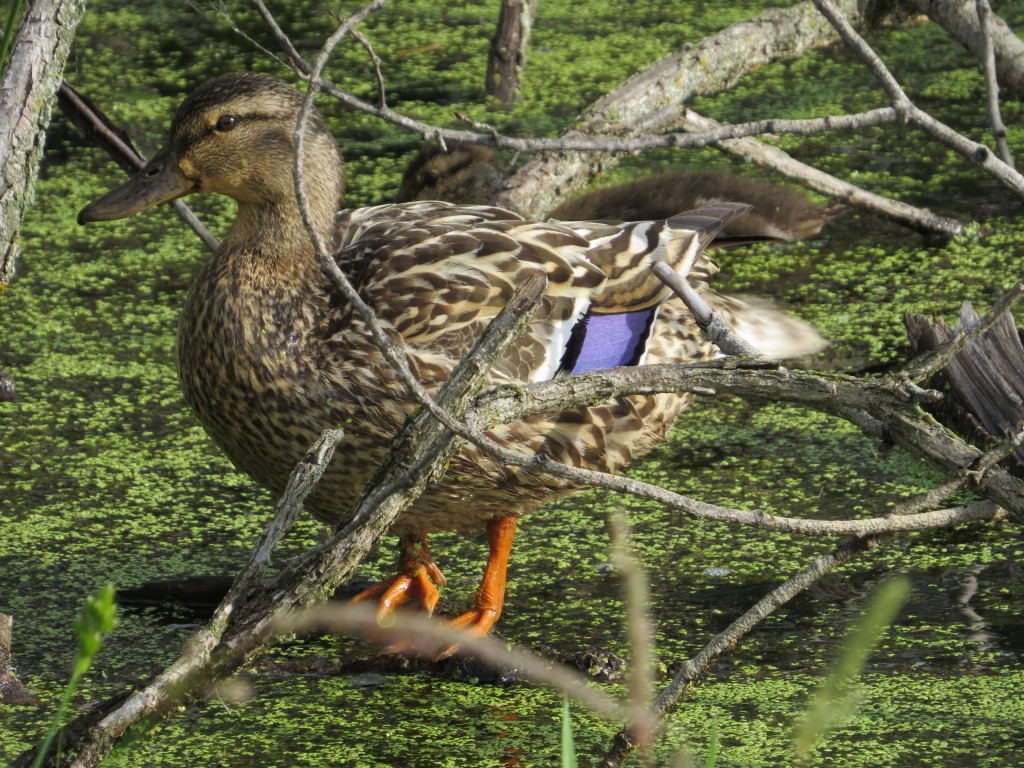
[975,0,1014,167]
[499,0,865,217]
[813,0,1024,196]
[0,0,86,287]
[654,262,767,357]
[902,0,1024,100]
[676,109,966,237]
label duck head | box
[79,73,344,240]
[397,142,503,204]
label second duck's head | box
[79,73,344,238]
[397,142,503,205]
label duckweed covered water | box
[2,1,1024,766]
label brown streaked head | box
[79,73,344,231]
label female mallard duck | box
[80,73,824,651]
[399,143,842,241]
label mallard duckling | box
[80,73,824,652]
[399,143,840,241]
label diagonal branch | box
[676,108,966,237]
[33,272,549,768]
[56,81,219,252]
[812,0,1024,196]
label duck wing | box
[333,201,748,383]
[559,204,749,312]
[335,202,604,345]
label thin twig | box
[888,428,1022,517]
[976,0,1014,167]
[349,27,387,109]
[210,429,344,630]
[251,0,306,66]
[653,262,765,357]
[812,0,1024,196]
[190,0,289,69]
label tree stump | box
[0,614,41,706]
[905,302,1024,470]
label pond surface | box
[2,1,1024,766]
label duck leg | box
[350,533,446,617]
[436,515,518,659]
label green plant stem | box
[31,585,117,768]
[793,575,911,763]
[561,696,578,768]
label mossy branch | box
[24,277,548,768]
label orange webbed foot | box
[351,517,519,661]
[349,534,446,621]
[433,515,517,660]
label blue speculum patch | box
[562,307,658,374]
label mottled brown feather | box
[82,75,824,543]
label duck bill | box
[78,145,197,224]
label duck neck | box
[229,197,332,255]
[224,140,344,268]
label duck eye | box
[215,115,239,132]
[424,170,441,185]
